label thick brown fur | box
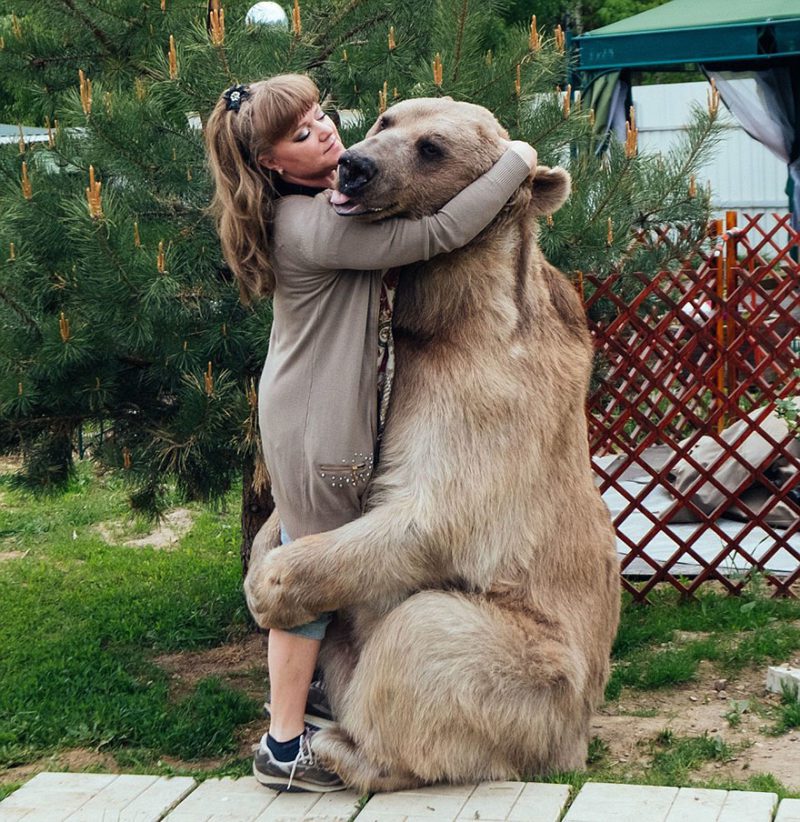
[244,98,620,792]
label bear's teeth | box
[333,202,367,216]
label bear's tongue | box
[330,189,367,216]
[330,189,351,206]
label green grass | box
[773,686,800,735]
[542,731,799,801]
[606,586,800,701]
[2,459,800,797]
[0,461,259,773]
[646,731,732,785]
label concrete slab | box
[0,773,787,822]
[503,783,570,822]
[358,781,570,822]
[664,788,727,821]
[163,776,362,822]
[357,783,475,820]
[452,781,570,821]
[776,798,800,822]
[767,666,800,699]
[717,789,778,822]
[563,782,679,822]
[67,774,195,821]
[0,773,194,822]
[455,781,523,820]
[255,786,363,821]
[0,773,118,821]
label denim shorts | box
[279,526,333,641]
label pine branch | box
[329,0,371,30]
[93,226,138,293]
[586,158,634,227]
[306,12,392,69]
[81,0,141,26]
[0,286,40,334]
[451,0,470,84]
[30,53,103,68]
[54,0,114,55]
[87,120,156,177]
[653,115,719,211]
[116,353,153,368]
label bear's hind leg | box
[312,726,423,793]
[337,590,590,787]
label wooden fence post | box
[725,211,738,404]
[714,218,726,431]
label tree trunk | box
[241,458,274,577]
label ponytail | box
[205,75,319,304]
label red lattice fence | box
[586,212,800,600]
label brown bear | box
[244,97,620,792]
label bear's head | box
[331,97,570,222]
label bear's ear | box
[530,165,571,216]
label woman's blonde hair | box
[205,74,319,303]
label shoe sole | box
[252,760,346,792]
[262,701,339,730]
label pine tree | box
[0,0,721,566]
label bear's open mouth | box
[330,189,388,217]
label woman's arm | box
[274,146,533,272]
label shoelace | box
[286,731,315,791]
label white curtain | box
[704,67,800,228]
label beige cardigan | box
[259,149,530,539]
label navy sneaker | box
[252,730,345,792]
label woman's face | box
[259,103,344,185]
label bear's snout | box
[338,151,378,196]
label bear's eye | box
[376,115,392,132]
[418,139,443,159]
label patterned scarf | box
[376,268,400,439]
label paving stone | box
[67,774,196,821]
[164,777,362,822]
[453,781,570,822]
[358,783,476,820]
[456,781,524,820]
[664,788,728,821]
[254,787,363,821]
[0,773,785,822]
[165,777,276,821]
[716,789,778,822]
[766,666,800,699]
[0,773,195,822]
[563,782,679,822]
[0,773,118,821]
[117,776,197,822]
[505,783,570,822]
[776,798,800,822]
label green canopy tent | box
[574,0,800,226]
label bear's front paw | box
[243,547,319,630]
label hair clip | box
[223,84,250,112]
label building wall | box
[632,81,789,240]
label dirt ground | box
[596,657,800,789]
[3,634,799,790]
[2,453,797,789]
[164,638,798,789]
[94,507,196,549]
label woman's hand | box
[503,140,538,173]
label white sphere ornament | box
[246,2,289,28]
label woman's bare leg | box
[267,628,320,741]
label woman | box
[205,74,535,792]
